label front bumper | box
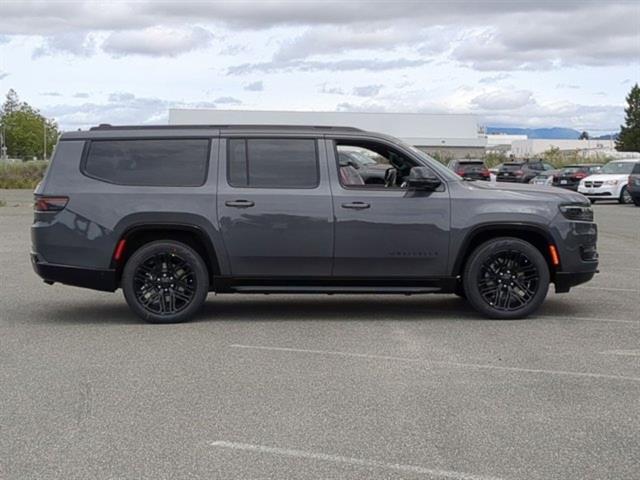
[31,253,117,292]
[577,184,617,198]
[551,219,598,293]
[554,271,596,293]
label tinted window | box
[228,138,318,188]
[84,139,209,186]
[632,162,640,174]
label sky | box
[0,0,638,133]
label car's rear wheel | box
[122,240,209,323]
[589,198,597,204]
[463,237,549,319]
[619,186,633,204]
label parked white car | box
[578,159,640,204]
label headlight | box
[603,179,619,185]
[559,204,594,221]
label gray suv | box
[32,125,598,323]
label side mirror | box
[407,167,442,191]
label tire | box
[619,186,633,205]
[122,240,209,323]
[589,198,597,204]
[463,237,549,319]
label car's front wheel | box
[122,240,209,323]
[619,186,633,204]
[463,237,549,319]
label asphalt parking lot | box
[1,189,638,480]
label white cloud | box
[214,96,241,105]
[228,58,429,75]
[471,90,535,110]
[103,26,215,57]
[352,85,383,97]
[478,73,511,84]
[273,26,422,61]
[32,32,96,58]
[319,83,344,95]
[243,81,264,91]
[44,92,218,129]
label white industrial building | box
[510,139,617,158]
[486,134,528,153]
[168,109,487,159]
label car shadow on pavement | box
[32,295,483,325]
[195,295,481,323]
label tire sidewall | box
[463,237,550,319]
[122,240,209,323]
[619,186,632,204]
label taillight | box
[34,195,68,212]
[514,170,524,176]
[481,168,490,177]
[456,168,465,176]
[573,172,587,180]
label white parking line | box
[537,315,639,324]
[230,344,640,383]
[578,286,640,293]
[210,440,505,480]
[600,350,640,357]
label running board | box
[230,286,442,294]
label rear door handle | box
[225,200,255,208]
[341,202,370,210]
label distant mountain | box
[486,127,581,139]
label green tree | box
[0,90,59,160]
[579,131,589,140]
[616,83,640,152]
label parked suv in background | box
[496,160,554,183]
[578,159,639,204]
[628,162,640,206]
[447,159,490,181]
[32,125,598,323]
[553,164,602,191]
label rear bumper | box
[31,253,117,292]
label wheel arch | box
[453,223,556,280]
[112,220,221,286]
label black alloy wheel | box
[463,237,549,319]
[133,252,196,315]
[122,240,209,323]
[477,249,539,312]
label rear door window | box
[227,138,319,188]
[83,138,210,186]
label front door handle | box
[342,202,370,210]
[225,200,255,208]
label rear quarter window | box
[632,162,640,174]
[83,138,210,186]
[227,138,319,188]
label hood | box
[580,173,629,182]
[466,179,588,204]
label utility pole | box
[43,121,47,161]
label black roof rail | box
[89,124,365,132]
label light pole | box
[43,121,47,161]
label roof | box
[88,124,363,132]
[61,124,373,140]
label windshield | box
[601,162,637,174]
